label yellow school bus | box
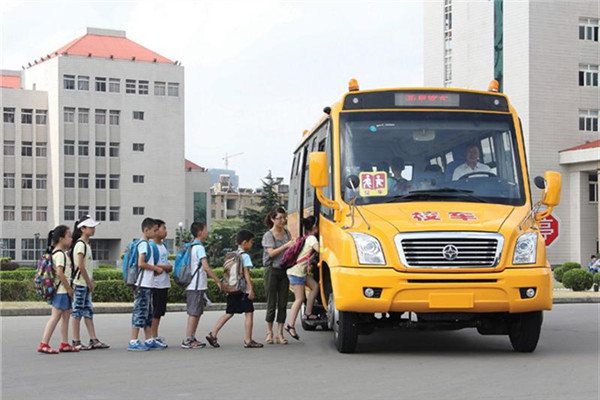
[288,80,561,353]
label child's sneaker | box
[128,340,149,352]
[155,337,168,348]
[146,338,167,350]
[181,337,206,349]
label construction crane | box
[223,152,244,169]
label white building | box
[1,28,210,263]
[424,1,599,265]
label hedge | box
[562,269,593,292]
[594,273,600,286]
[554,262,582,283]
[0,280,38,301]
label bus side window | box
[321,121,334,220]
[289,153,299,214]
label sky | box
[0,0,424,188]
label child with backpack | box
[181,222,222,349]
[128,218,166,351]
[70,215,109,351]
[206,230,263,349]
[38,225,78,354]
[284,216,320,341]
[150,219,172,347]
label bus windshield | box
[339,111,526,206]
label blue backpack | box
[173,241,202,288]
[122,240,153,287]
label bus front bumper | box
[330,266,553,314]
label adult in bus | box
[284,216,320,340]
[262,207,294,344]
[390,156,409,194]
[451,143,491,180]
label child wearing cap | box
[70,215,109,351]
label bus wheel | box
[329,294,358,353]
[508,311,543,353]
[300,303,317,331]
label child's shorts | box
[225,293,254,314]
[186,290,206,317]
[49,293,72,311]
[132,287,153,328]
[72,285,93,319]
[288,274,307,286]
[152,288,169,318]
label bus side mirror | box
[309,152,328,188]
[535,171,561,220]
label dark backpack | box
[34,250,66,300]
[280,236,309,270]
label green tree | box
[242,171,285,265]
[175,227,193,248]
[204,219,243,267]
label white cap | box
[77,215,100,229]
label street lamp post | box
[177,222,184,248]
[34,232,40,260]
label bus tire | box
[335,310,359,353]
[508,311,543,353]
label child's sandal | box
[72,340,88,351]
[37,343,59,354]
[89,339,110,349]
[244,340,264,348]
[276,335,288,345]
[59,342,79,353]
[265,332,274,345]
[205,333,220,348]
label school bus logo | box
[359,172,388,197]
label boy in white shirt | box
[128,218,165,352]
[181,222,222,349]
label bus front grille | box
[394,233,504,269]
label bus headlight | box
[513,232,538,265]
[349,232,385,265]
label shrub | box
[93,280,135,302]
[0,270,36,281]
[92,270,123,281]
[0,280,38,301]
[593,273,600,286]
[562,269,593,292]
[553,266,566,283]
[561,262,581,271]
[168,254,176,261]
[98,264,117,269]
[0,257,12,263]
[0,261,20,271]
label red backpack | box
[280,236,309,270]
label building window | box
[64,107,75,123]
[63,75,75,90]
[78,206,89,218]
[443,0,453,87]
[579,109,599,132]
[64,205,75,221]
[64,173,75,188]
[96,174,106,189]
[154,81,166,96]
[0,238,16,259]
[109,206,120,221]
[35,110,47,125]
[109,174,120,189]
[590,174,598,203]
[78,173,89,189]
[95,77,107,92]
[95,109,106,124]
[3,173,15,188]
[22,174,33,189]
[35,142,47,157]
[126,79,136,94]
[4,140,15,156]
[109,78,120,93]
[36,206,47,221]
[21,238,45,260]
[64,140,75,156]
[21,109,33,124]
[109,142,120,157]
[78,108,89,124]
[133,111,144,120]
[133,143,145,152]
[138,80,149,95]
[21,206,33,221]
[89,240,110,261]
[193,192,207,224]
[36,174,47,189]
[579,64,599,87]
[109,110,120,125]
[78,141,89,156]
[3,206,16,221]
[21,141,33,157]
[133,207,145,215]
[77,75,90,91]
[3,107,15,123]
[579,18,599,41]
[95,141,106,157]
[133,175,145,184]
[95,206,106,221]
[167,82,179,97]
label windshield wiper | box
[386,188,489,203]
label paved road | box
[1,304,598,400]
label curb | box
[0,302,288,317]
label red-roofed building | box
[1,28,210,263]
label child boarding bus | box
[288,79,561,353]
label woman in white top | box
[284,216,320,341]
